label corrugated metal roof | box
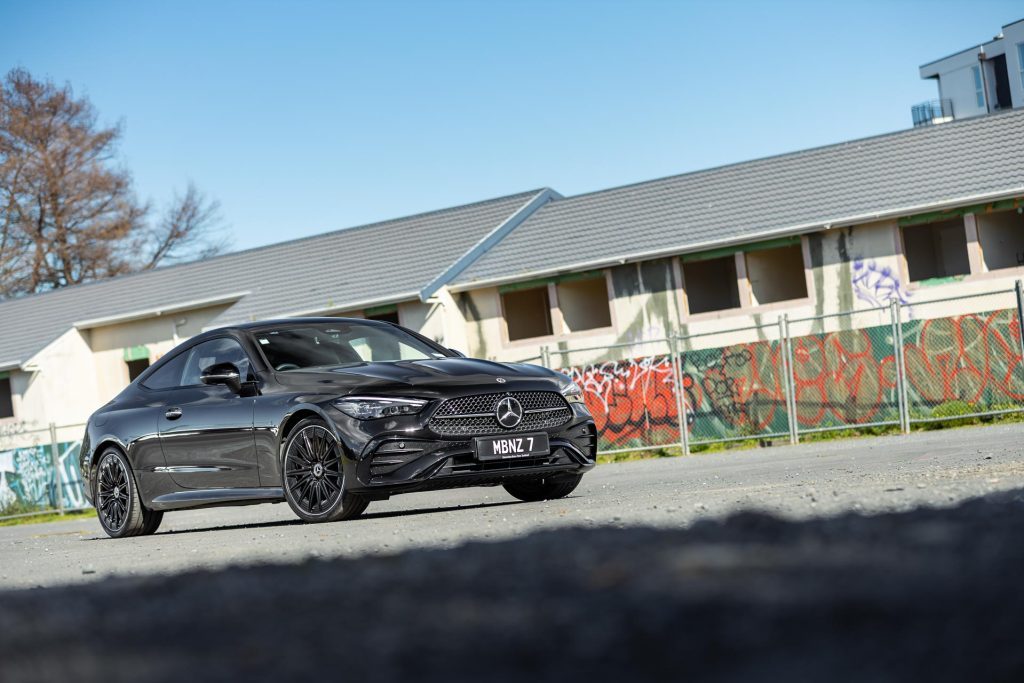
[0,190,543,368]
[453,109,1024,288]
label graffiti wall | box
[0,441,86,513]
[561,308,1024,451]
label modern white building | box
[915,17,1024,126]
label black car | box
[80,318,597,538]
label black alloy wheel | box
[95,448,163,538]
[283,418,369,523]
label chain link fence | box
[7,284,1024,518]
[0,423,88,520]
[525,282,1024,455]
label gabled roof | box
[453,108,1024,289]
[0,189,546,370]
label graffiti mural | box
[561,355,681,450]
[562,308,1024,451]
[0,441,85,513]
[851,259,912,310]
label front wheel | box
[95,448,163,538]
[282,418,369,523]
[503,473,583,502]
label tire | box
[503,473,583,502]
[94,448,163,538]
[282,417,369,523]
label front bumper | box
[344,413,597,496]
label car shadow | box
[88,499,528,539]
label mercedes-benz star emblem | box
[495,396,524,429]
[495,377,506,383]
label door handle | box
[165,407,183,420]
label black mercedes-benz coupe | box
[80,318,597,537]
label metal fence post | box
[779,315,798,445]
[893,301,911,434]
[540,345,550,369]
[48,422,64,515]
[1015,280,1024,359]
[670,336,690,455]
[889,299,909,435]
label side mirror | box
[201,362,242,393]
[448,348,467,358]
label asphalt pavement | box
[2,423,1024,682]
[2,422,1023,590]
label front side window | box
[255,323,445,371]
[973,65,985,109]
[142,338,252,390]
[180,338,253,386]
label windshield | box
[253,323,448,371]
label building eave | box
[206,291,423,330]
[417,188,562,302]
[448,186,1024,293]
[72,292,251,329]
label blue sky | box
[2,0,1021,251]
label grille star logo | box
[495,396,524,428]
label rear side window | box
[142,352,191,390]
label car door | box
[156,337,260,489]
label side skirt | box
[149,487,285,511]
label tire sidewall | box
[282,418,349,523]
[95,448,142,538]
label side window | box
[180,338,253,387]
[142,352,191,390]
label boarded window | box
[902,218,970,281]
[977,209,1024,272]
[557,276,612,332]
[126,358,150,382]
[0,376,13,418]
[746,244,808,305]
[502,286,553,341]
[684,256,740,314]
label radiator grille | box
[429,391,571,437]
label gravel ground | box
[3,422,1024,590]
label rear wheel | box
[503,473,583,502]
[95,448,162,538]
[283,418,369,523]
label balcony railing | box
[911,99,954,127]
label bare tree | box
[0,68,226,298]
[141,183,227,269]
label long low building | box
[1,107,1023,433]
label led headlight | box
[334,396,428,420]
[560,381,586,404]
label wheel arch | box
[85,437,130,500]
[277,406,335,461]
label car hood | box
[272,357,565,395]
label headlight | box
[334,396,428,420]
[561,381,585,404]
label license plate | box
[474,433,550,461]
